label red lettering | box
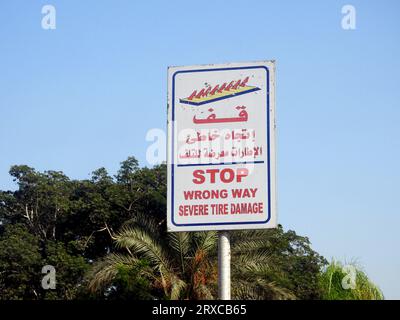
[183,189,228,200]
[206,169,219,183]
[192,170,205,184]
[236,168,248,182]
[220,168,234,183]
[193,168,249,184]
[178,204,209,216]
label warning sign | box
[167,61,277,231]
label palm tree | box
[87,213,217,299]
[87,214,297,300]
[230,230,296,300]
[319,260,384,300]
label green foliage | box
[230,227,327,300]
[0,224,89,300]
[85,257,154,300]
[5,165,72,240]
[88,215,327,300]
[87,213,217,300]
[0,156,170,300]
[0,224,43,300]
[319,260,384,300]
[0,156,383,300]
[110,260,154,300]
[41,241,89,300]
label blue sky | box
[1,0,399,298]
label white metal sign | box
[167,61,276,232]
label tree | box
[87,215,327,300]
[0,224,89,300]
[0,224,43,300]
[0,157,168,265]
[4,166,72,241]
[87,213,217,300]
[41,241,89,300]
[230,227,327,299]
[319,260,384,300]
[0,156,333,300]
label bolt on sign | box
[167,61,277,232]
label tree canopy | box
[0,156,381,300]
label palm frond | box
[115,226,173,275]
[195,283,215,300]
[230,229,271,245]
[87,253,140,293]
[122,212,162,240]
[191,231,217,255]
[170,276,187,300]
[232,279,296,300]
[168,232,190,273]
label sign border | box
[170,65,272,228]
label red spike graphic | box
[195,88,206,99]
[218,83,227,93]
[231,79,241,90]
[210,85,219,96]
[187,90,197,100]
[240,76,249,87]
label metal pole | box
[218,231,231,300]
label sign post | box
[167,61,277,299]
[218,231,231,300]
